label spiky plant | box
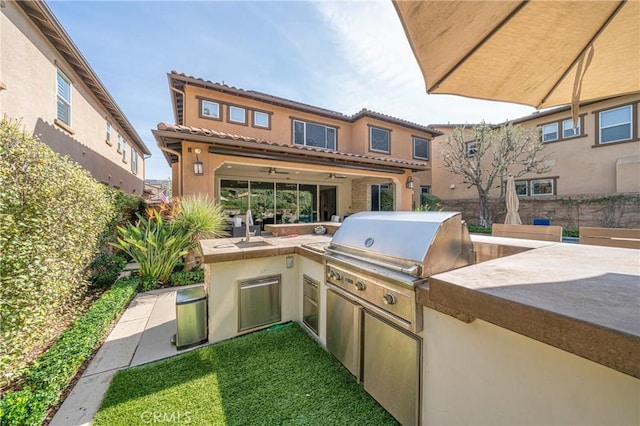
[172,194,228,270]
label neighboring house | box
[144,179,172,203]
[0,0,151,194]
[429,93,640,227]
[153,72,439,223]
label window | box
[530,178,554,196]
[420,186,430,195]
[369,126,390,153]
[228,105,247,124]
[201,100,220,119]
[562,118,580,138]
[131,149,138,174]
[599,105,632,144]
[466,141,477,157]
[117,134,123,153]
[413,136,429,160]
[515,181,528,196]
[121,139,127,162]
[541,123,558,142]
[56,70,71,126]
[293,120,336,149]
[253,111,270,128]
[371,184,394,211]
[105,121,111,144]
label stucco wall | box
[422,307,639,425]
[0,1,144,194]
[431,94,640,201]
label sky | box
[47,0,536,180]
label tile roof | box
[167,71,441,136]
[153,123,430,172]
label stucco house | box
[0,0,150,194]
[153,71,439,225]
[429,93,640,227]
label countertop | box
[200,234,332,264]
[201,233,640,378]
[428,242,640,378]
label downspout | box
[158,145,182,197]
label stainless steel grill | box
[323,211,475,426]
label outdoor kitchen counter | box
[425,242,640,378]
[200,234,331,264]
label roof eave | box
[17,0,151,156]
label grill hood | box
[327,211,474,278]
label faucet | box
[245,209,256,242]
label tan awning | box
[393,0,640,110]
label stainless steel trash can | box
[175,286,207,350]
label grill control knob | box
[328,269,342,281]
[355,281,366,291]
[382,293,396,305]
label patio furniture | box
[492,223,563,242]
[579,227,640,249]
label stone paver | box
[51,285,207,425]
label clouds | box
[312,1,534,125]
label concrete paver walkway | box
[51,284,206,426]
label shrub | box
[563,228,579,238]
[172,194,228,270]
[468,224,492,234]
[415,193,443,212]
[88,252,127,288]
[111,211,191,285]
[170,269,205,287]
[0,278,138,426]
[0,118,115,387]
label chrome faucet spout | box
[245,209,254,242]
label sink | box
[234,240,273,248]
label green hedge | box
[0,118,116,386]
[0,278,138,426]
[169,269,205,287]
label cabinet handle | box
[240,280,280,290]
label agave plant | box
[110,210,191,284]
[172,194,228,270]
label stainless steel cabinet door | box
[238,275,281,332]
[363,311,421,426]
[326,288,362,378]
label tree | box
[442,122,549,226]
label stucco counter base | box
[427,243,640,378]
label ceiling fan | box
[327,173,347,180]
[265,167,290,175]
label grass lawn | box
[93,322,399,425]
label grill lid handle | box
[401,264,422,276]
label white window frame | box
[201,100,220,119]
[369,126,390,154]
[466,141,477,157]
[117,134,123,153]
[253,110,270,128]
[515,180,529,197]
[599,105,633,144]
[412,136,429,160]
[131,149,138,174]
[56,70,72,126]
[530,178,554,196]
[562,118,581,139]
[541,122,559,142]
[420,185,430,195]
[106,121,111,143]
[228,105,247,124]
[121,139,127,163]
[293,120,336,150]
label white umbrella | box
[504,174,522,225]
